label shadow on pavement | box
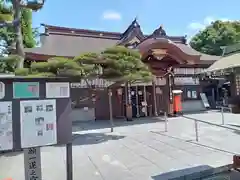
[0,151,22,157]
[72,132,125,146]
[228,124,240,129]
[151,165,233,180]
[72,117,164,133]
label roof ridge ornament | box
[133,16,140,27]
[151,24,167,38]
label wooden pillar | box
[124,82,128,117]
[152,77,158,116]
[135,85,140,117]
[125,82,132,120]
[143,85,147,116]
[168,74,173,115]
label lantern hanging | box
[20,0,45,11]
[117,88,123,95]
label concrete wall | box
[69,108,95,122]
[182,100,206,113]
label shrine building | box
[23,19,220,121]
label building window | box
[192,91,197,98]
[184,88,198,99]
[174,68,206,75]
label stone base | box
[231,106,240,114]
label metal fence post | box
[221,107,225,125]
[164,112,168,132]
[108,89,114,132]
[194,120,199,142]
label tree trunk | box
[12,0,25,68]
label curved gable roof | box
[137,37,220,64]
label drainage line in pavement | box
[87,155,106,180]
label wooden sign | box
[152,49,167,55]
[200,93,210,108]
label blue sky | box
[33,0,239,39]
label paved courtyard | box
[184,110,240,130]
[0,112,240,180]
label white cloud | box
[102,11,122,20]
[188,16,215,31]
[203,17,215,25]
[187,16,233,31]
[186,16,233,43]
[187,22,205,30]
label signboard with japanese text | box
[20,99,57,148]
[0,77,73,180]
[200,93,210,108]
[0,101,13,151]
[0,82,5,99]
[13,82,39,99]
[46,82,70,98]
[24,147,42,180]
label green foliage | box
[73,53,102,79]
[26,72,55,77]
[30,57,81,76]
[190,20,240,56]
[74,52,100,64]
[0,1,14,54]
[21,8,36,48]
[30,61,49,73]
[19,57,82,77]
[101,46,152,82]
[0,13,12,21]
[15,67,29,76]
[0,1,37,56]
[0,55,20,73]
[18,46,152,84]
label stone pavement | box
[184,111,240,129]
[0,115,239,180]
[169,111,240,154]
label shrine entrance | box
[137,38,190,115]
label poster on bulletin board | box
[0,101,13,151]
[46,82,70,98]
[13,82,39,99]
[20,99,57,148]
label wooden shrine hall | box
[23,19,220,121]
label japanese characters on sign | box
[0,101,13,151]
[20,99,57,148]
[24,147,42,180]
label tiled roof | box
[206,53,240,72]
[25,33,119,57]
[24,24,220,64]
[176,43,220,61]
[25,24,187,57]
